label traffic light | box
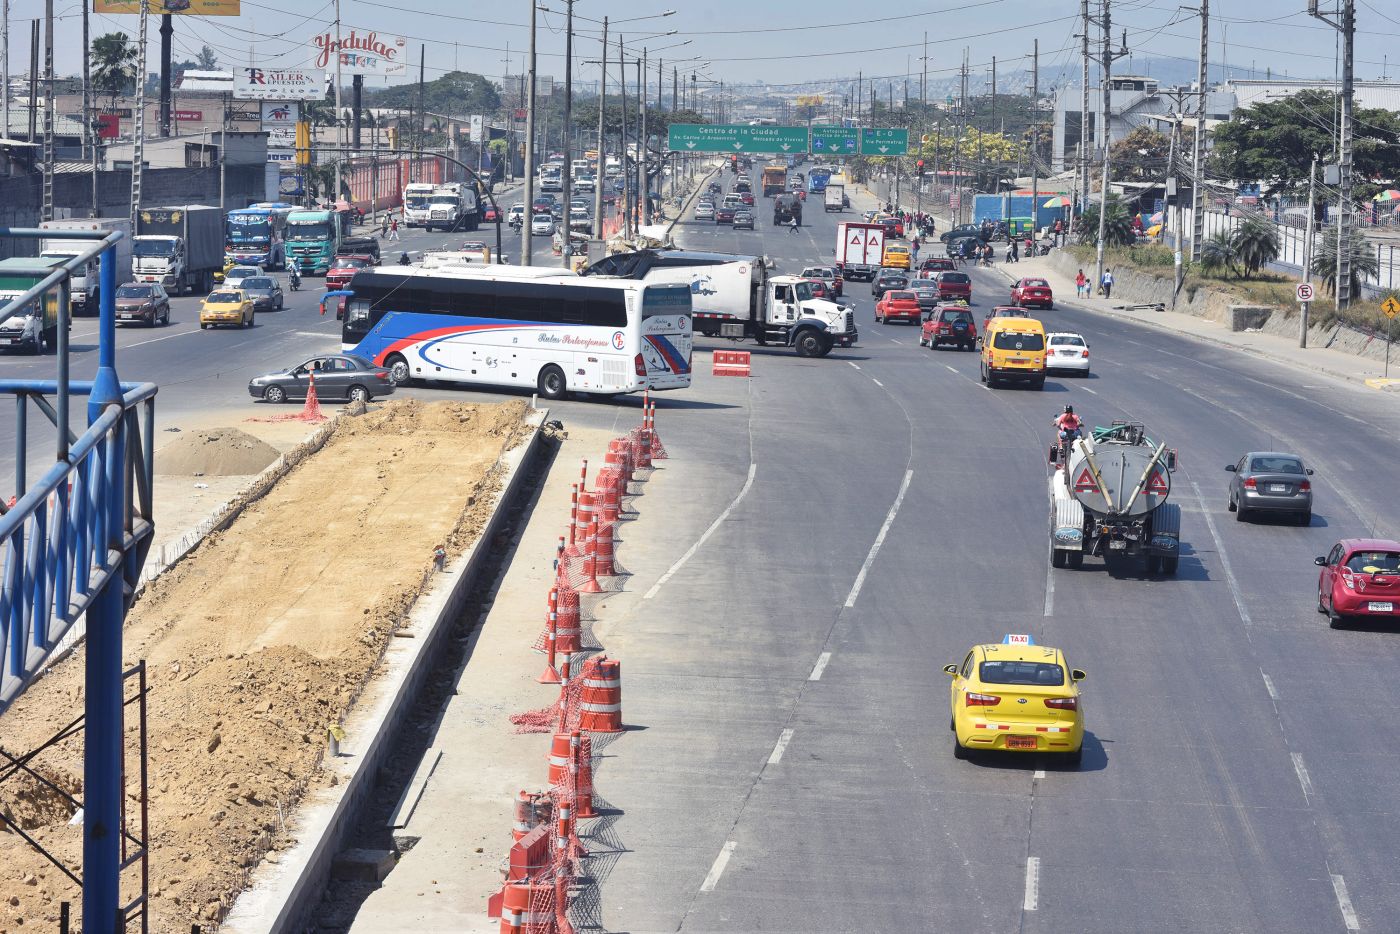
[916,159,925,175]
[295,121,311,166]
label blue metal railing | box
[0,226,157,933]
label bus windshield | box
[405,194,431,209]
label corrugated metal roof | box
[1227,79,1400,113]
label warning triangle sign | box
[1146,470,1169,494]
[1073,468,1099,493]
[849,232,863,246]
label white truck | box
[425,183,480,231]
[824,183,845,213]
[582,249,858,357]
[834,220,886,282]
[39,218,131,315]
[402,182,436,228]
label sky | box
[6,0,1400,101]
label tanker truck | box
[1048,421,1181,574]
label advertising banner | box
[233,67,324,101]
[173,109,203,121]
[310,29,407,76]
[95,0,240,13]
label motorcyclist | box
[398,251,412,266]
[288,265,301,291]
[1053,405,1083,441]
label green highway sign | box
[667,123,810,154]
[860,127,910,155]
[810,125,859,155]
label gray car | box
[872,269,909,297]
[248,354,394,404]
[1226,451,1314,524]
[239,276,284,312]
[909,278,939,310]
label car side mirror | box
[1166,451,1178,471]
[1225,464,1236,472]
[943,664,958,676]
[1306,468,1314,475]
[1071,669,1087,682]
[1314,556,1328,567]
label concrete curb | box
[666,163,721,236]
[222,407,549,934]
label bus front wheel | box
[386,354,411,385]
[537,365,568,400]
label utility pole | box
[593,16,607,238]
[130,0,149,230]
[521,0,537,264]
[1190,0,1209,263]
[158,13,171,137]
[2,1,8,170]
[618,32,627,238]
[352,75,363,149]
[1093,1,1128,295]
[27,20,35,145]
[636,49,646,230]
[1301,154,1317,346]
[990,56,996,129]
[1310,0,1355,311]
[332,0,344,204]
[1030,39,1038,243]
[41,0,52,221]
[560,0,574,268]
[1077,0,1090,230]
[84,0,96,214]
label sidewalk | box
[984,253,1400,391]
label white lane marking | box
[700,841,737,893]
[1291,752,1314,798]
[1188,479,1252,627]
[643,462,757,600]
[122,328,204,350]
[1023,856,1040,911]
[808,652,831,681]
[1043,541,1056,617]
[1082,386,1098,395]
[944,364,960,373]
[1332,874,1360,930]
[872,378,884,387]
[767,729,795,766]
[1033,769,1046,779]
[1261,671,1278,700]
[845,468,913,608]
[889,337,903,344]
[848,361,861,370]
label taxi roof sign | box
[1002,633,1035,645]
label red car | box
[878,217,904,239]
[326,254,373,290]
[875,290,921,324]
[1317,539,1400,627]
[920,257,957,275]
[739,191,755,205]
[1011,277,1054,309]
[803,278,835,300]
[934,270,972,302]
[920,304,978,350]
[482,204,500,222]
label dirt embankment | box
[0,399,531,933]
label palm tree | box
[1311,232,1381,297]
[1230,218,1280,276]
[92,32,137,112]
[1200,231,1238,276]
[1074,196,1135,247]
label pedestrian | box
[911,236,921,263]
[1075,269,1087,298]
[1009,237,1019,263]
[1100,267,1114,299]
[789,214,800,234]
[380,214,389,237]
[1053,217,1064,246]
[388,217,400,241]
[1024,235,1034,258]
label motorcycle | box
[288,269,301,292]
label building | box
[1051,76,1234,173]
[102,130,268,171]
[1223,78,1400,113]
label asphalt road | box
[589,169,1400,932]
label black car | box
[940,223,988,243]
[871,269,909,297]
[732,209,755,230]
[239,276,284,312]
[248,354,395,404]
[716,204,738,224]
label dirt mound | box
[0,399,533,932]
[157,428,281,477]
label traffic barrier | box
[593,521,616,577]
[506,823,553,880]
[712,349,752,376]
[547,732,573,788]
[487,879,558,932]
[247,371,329,424]
[573,732,596,819]
[630,426,653,469]
[594,470,621,524]
[512,790,553,842]
[564,483,582,557]
[578,458,589,494]
[537,589,561,684]
[606,437,635,484]
[574,491,595,554]
[555,586,581,654]
[578,656,623,733]
[645,394,667,459]
[578,517,602,594]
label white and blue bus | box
[340,264,693,399]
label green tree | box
[1200,232,1239,276]
[1074,196,1135,247]
[1109,126,1171,183]
[1230,219,1280,276]
[92,32,137,111]
[367,71,501,118]
[195,45,219,70]
[1211,90,1400,197]
[1311,232,1380,297]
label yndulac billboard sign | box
[311,29,407,76]
[95,0,239,13]
[233,67,324,101]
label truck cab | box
[752,275,851,356]
[286,210,342,275]
[0,256,67,354]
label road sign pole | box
[1388,315,1392,379]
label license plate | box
[1369,602,1394,612]
[1006,736,1037,750]
[1109,540,1127,550]
[1269,483,1287,492]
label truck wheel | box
[814,337,834,358]
[1146,555,1163,574]
[1161,555,1179,575]
[1052,549,1066,569]
[537,364,568,400]
[793,331,825,358]
[1066,551,1084,570]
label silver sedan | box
[1226,451,1314,525]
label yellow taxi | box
[199,289,255,329]
[946,634,1085,765]
[882,243,912,270]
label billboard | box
[95,0,240,13]
[310,29,407,76]
[262,102,298,147]
[233,67,324,101]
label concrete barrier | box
[222,408,548,934]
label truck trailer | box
[761,164,787,197]
[38,217,131,315]
[132,205,223,295]
[834,221,886,282]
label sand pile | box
[157,428,281,477]
[0,399,532,932]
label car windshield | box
[243,278,273,289]
[230,268,260,277]
[888,291,915,301]
[911,279,936,289]
[332,258,365,269]
[1249,456,1304,474]
[1050,335,1085,346]
[116,286,153,299]
[207,291,241,303]
[992,332,1044,351]
[533,215,552,223]
[1345,551,1400,574]
[941,310,974,324]
[980,660,1065,686]
[1022,279,1049,288]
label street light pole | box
[1093,3,1127,296]
[560,0,575,268]
[593,16,607,238]
[636,49,646,230]
[333,0,344,205]
[521,0,538,265]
